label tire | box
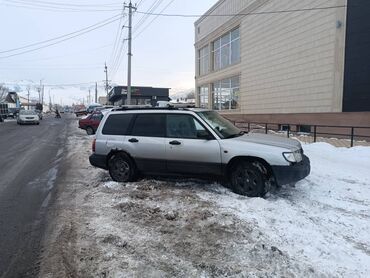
[86,126,94,135]
[230,161,266,197]
[108,152,137,182]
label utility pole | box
[88,89,91,104]
[42,85,44,107]
[27,87,30,110]
[95,82,98,103]
[104,62,109,104]
[124,1,136,105]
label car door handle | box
[169,140,181,145]
[128,138,139,143]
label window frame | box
[198,45,210,76]
[212,75,240,111]
[166,113,215,140]
[212,27,240,71]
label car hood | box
[228,133,301,151]
[20,115,37,118]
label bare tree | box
[0,85,9,102]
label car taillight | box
[92,138,96,152]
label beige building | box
[194,0,370,126]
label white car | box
[17,110,40,125]
[89,108,310,197]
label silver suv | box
[89,108,310,197]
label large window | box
[198,86,209,108]
[102,114,133,135]
[166,114,211,139]
[131,114,165,137]
[198,45,209,76]
[212,76,240,110]
[213,28,240,71]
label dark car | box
[78,112,103,135]
[35,109,43,120]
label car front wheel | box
[108,153,137,182]
[230,161,267,197]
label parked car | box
[89,108,310,197]
[17,110,40,125]
[79,112,103,135]
[75,109,88,117]
[86,103,103,114]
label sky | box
[0,0,218,104]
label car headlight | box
[283,150,303,163]
[283,152,296,163]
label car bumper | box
[272,155,310,186]
[89,154,108,170]
[18,119,39,124]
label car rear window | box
[102,114,133,135]
[131,114,165,137]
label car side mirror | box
[197,130,213,140]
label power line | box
[0,13,122,54]
[134,0,176,39]
[5,0,122,8]
[3,0,122,12]
[135,5,347,18]
[0,16,123,59]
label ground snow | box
[41,128,370,278]
[197,143,370,277]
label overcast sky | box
[0,0,217,103]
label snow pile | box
[197,142,370,277]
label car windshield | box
[20,110,36,115]
[197,110,244,139]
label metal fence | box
[232,122,370,147]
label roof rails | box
[111,106,191,112]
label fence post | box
[265,123,268,134]
[351,127,354,147]
[248,122,250,133]
[314,126,317,142]
[287,125,290,138]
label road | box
[0,114,73,277]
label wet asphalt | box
[0,114,72,277]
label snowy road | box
[40,124,370,277]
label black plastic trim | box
[271,155,310,186]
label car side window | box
[131,114,165,137]
[166,114,212,139]
[102,114,133,135]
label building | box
[108,86,170,107]
[98,96,107,106]
[194,0,370,126]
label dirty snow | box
[40,123,370,278]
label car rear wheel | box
[230,161,266,197]
[108,153,137,182]
[86,126,94,135]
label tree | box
[186,91,195,100]
[0,85,8,102]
